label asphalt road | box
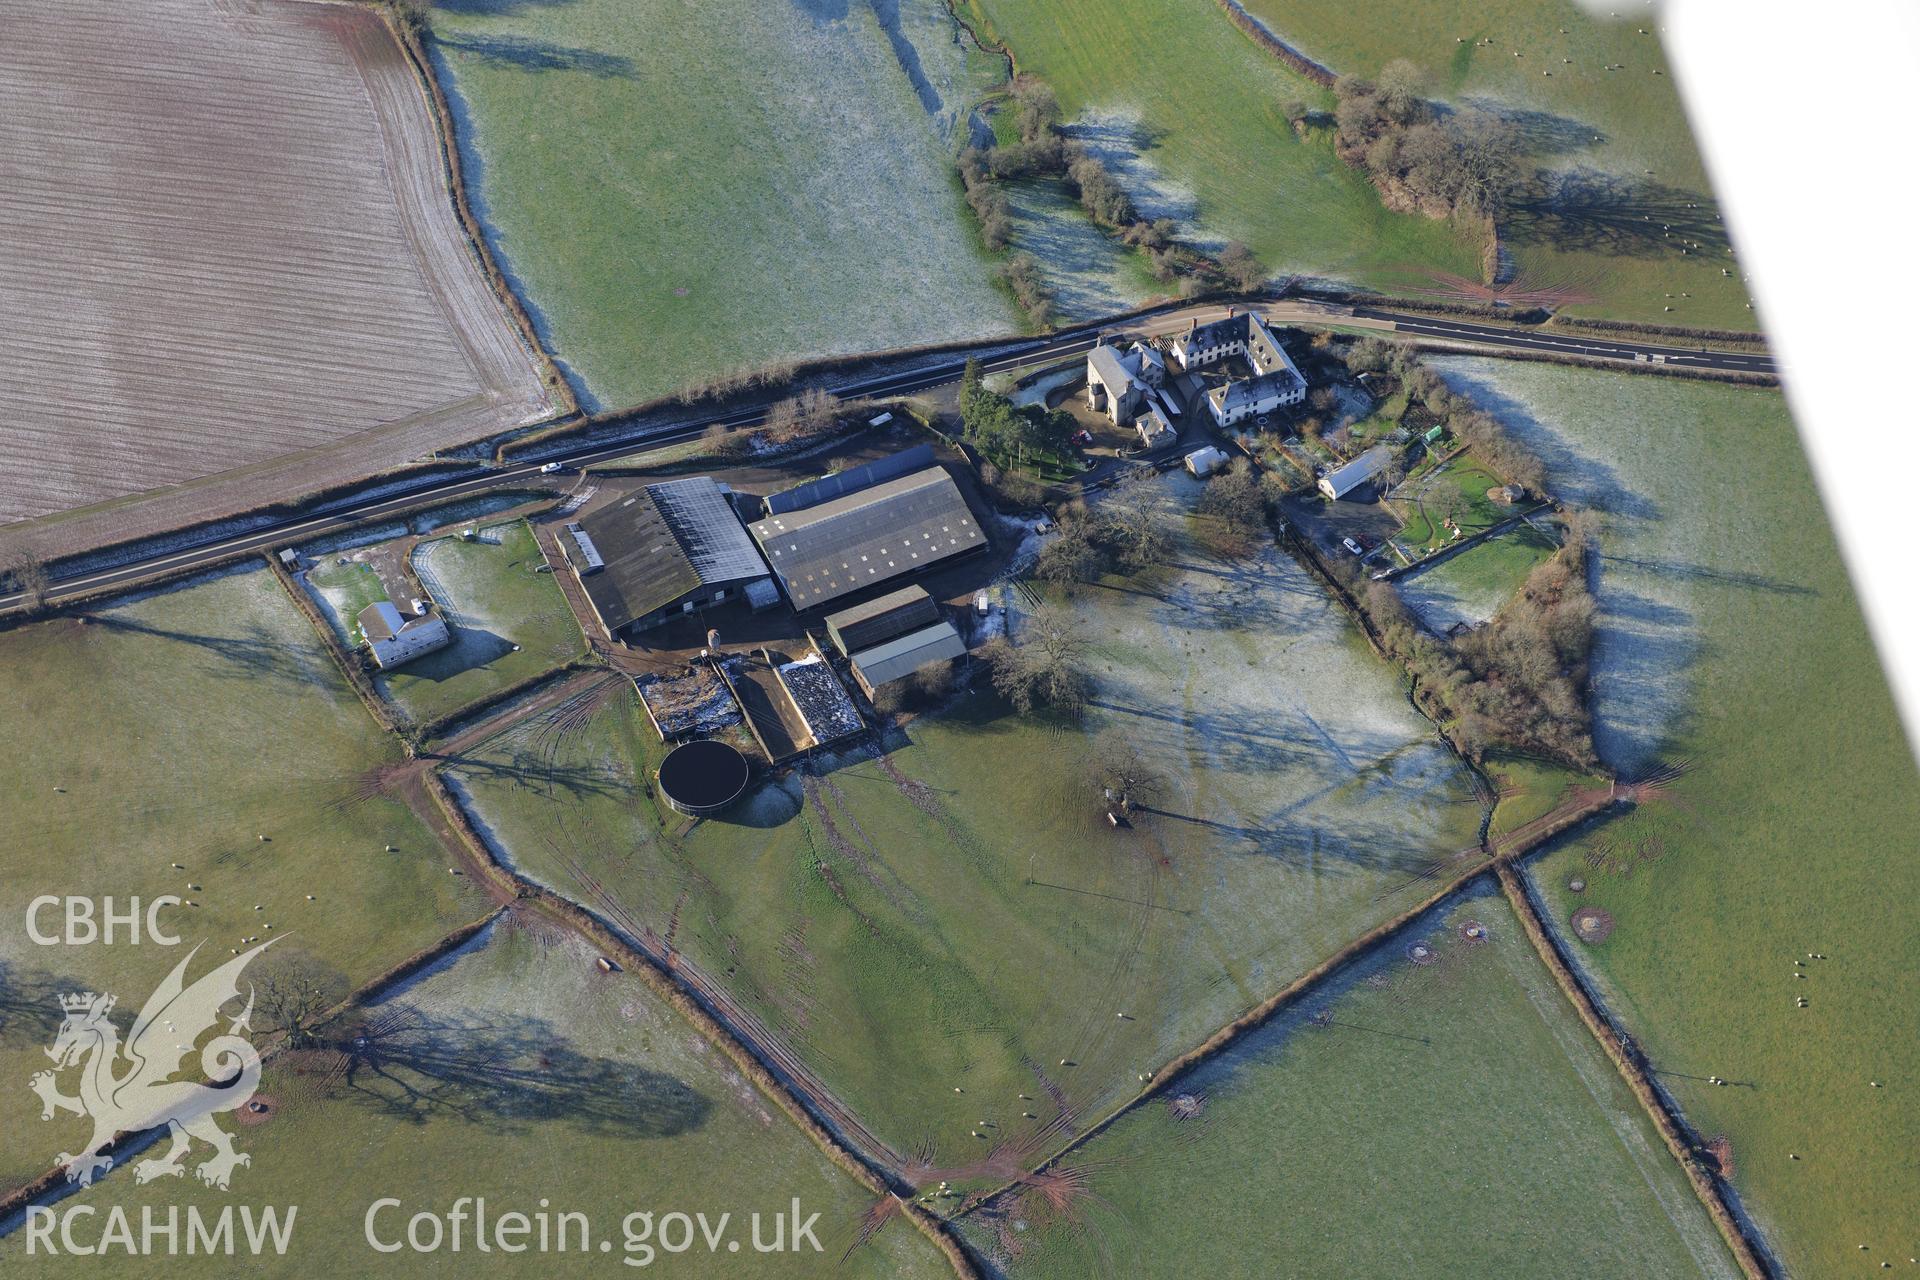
[0,303,1773,611]
[1352,306,1777,374]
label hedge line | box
[419,773,983,1279]
[1496,864,1775,1278]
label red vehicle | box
[1071,429,1094,446]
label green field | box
[956,885,1739,1277]
[447,475,1483,1174]
[1237,0,1752,328]
[0,921,949,1278]
[0,567,492,1192]
[969,0,1749,328]
[1433,358,1920,1276]
[428,0,1016,410]
[385,520,585,723]
[967,0,1481,287]
[1398,520,1560,630]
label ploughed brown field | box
[0,0,556,553]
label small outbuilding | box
[1318,447,1394,501]
[357,601,451,669]
[848,621,967,698]
[1184,446,1229,477]
[824,584,939,657]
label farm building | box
[1319,447,1394,501]
[1086,342,1164,425]
[848,621,967,697]
[356,600,451,669]
[824,584,940,656]
[1185,446,1229,477]
[748,466,985,611]
[565,477,774,637]
[763,444,934,517]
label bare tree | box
[0,541,49,614]
[1094,730,1166,811]
[254,954,347,1050]
[1218,241,1266,291]
[1099,470,1174,572]
[982,602,1091,715]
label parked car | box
[539,461,565,474]
[1341,537,1364,556]
[1070,429,1094,446]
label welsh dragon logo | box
[30,941,273,1191]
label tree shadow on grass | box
[435,31,636,78]
[78,613,324,687]
[0,960,92,1053]
[336,1007,711,1139]
[1505,167,1727,259]
[867,0,942,117]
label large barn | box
[748,466,985,611]
[564,476,774,637]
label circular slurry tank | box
[657,739,750,817]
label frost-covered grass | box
[0,567,490,1193]
[965,0,1483,289]
[1001,177,1156,322]
[305,520,584,725]
[1230,0,1754,327]
[971,0,1750,328]
[1433,358,1920,1276]
[956,884,1740,1278]
[446,475,1481,1172]
[0,922,950,1278]
[1399,521,1558,630]
[428,0,1016,410]
[380,520,585,724]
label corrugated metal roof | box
[763,444,935,517]
[824,584,938,655]
[850,621,966,689]
[749,467,984,610]
[575,476,768,631]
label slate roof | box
[1209,367,1304,416]
[1087,344,1136,392]
[574,477,768,632]
[748,467,984,610]
[850,621,966,689]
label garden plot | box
[427,0,1015,410]
[1398,521,1560,632]
[445,473,1482,1175]
[0,0,553,552]
[0,566,490,1193]
[1431,358,1920,1276]
[956,885,1740,1278]
[0,920,949,1279]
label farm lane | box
[1,300,1775,615]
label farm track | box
[0,0,553,550]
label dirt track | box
[0,0,555,555]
